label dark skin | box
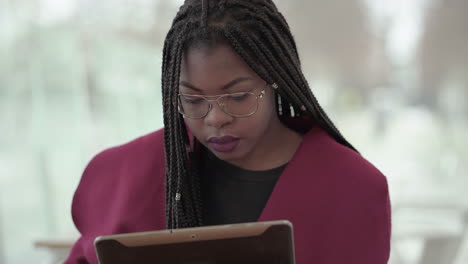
[179,44,303,171]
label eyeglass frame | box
[177,86,267,119]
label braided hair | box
[161,0,357,229]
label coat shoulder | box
[303,126,388,193]
[67,129,167,263]
[72,128,166,228]
[89,128,165,167]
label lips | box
[208,136,239,144]
[207,136,240,153]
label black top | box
[200,150,287,226]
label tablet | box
[94,220,295,264]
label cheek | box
[257,94,277,121]
[240,100,276,135]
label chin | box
[211,147,248,163]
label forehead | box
[180,44,261,93]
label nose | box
[204,101,233,128]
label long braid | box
[177,23,204,227]
[172,44,185,228]
[227,10,355,150]
[226,1,300,65]
[226,20,305,105]
[162,39,176,228]
[237,14,304,92]
[162,0,358,229]
[175,23,204,228]
[169,38,185,228]
[226,8,353,145]
[201,0,209,27]
[223,25,318,122]
[162,19,188,228]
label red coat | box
[65,124,391,263]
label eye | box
[229,93,249,101]
[181,96,204,104]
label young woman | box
[65,0,391,263]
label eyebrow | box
[179,77,253,92]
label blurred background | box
[1,0,467,263]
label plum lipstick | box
[207,136,240,153]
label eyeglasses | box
[178,88,266,119]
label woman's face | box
[179,44,278,165]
